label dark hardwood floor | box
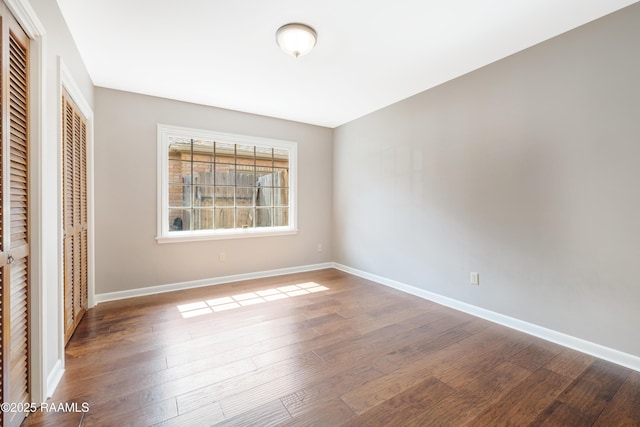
[22,269,640,426]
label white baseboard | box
[95,262,334,304]
[46,359,65,399]
[333,263,640,373]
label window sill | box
[156,227,298,244]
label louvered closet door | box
[0,4,30,427]
[62,90,87,344]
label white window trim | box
[156,124,298,243]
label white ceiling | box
[56,0,637,128]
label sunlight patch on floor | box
[177,282,329,318]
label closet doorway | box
[62,89,88,344]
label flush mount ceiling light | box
[276,23,317,58]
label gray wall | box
[94,88,333,294]
[333,4,640,357]
[30,0,94,388]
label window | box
[157,124,297,243]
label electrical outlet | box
[470,272,479,285]
[317,243,323,253]
[218,252,226,262]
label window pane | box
[236,144,254,165]
[236,187,255,206]
[169,184,191,207]
[215,208,235,229]
[274,150,289,168]
[274,208,289,227]
[256,146,273,167]
[192,163,215,185]
[256,208,271,227]
[215,142,235,164]
[215,164,235,185]
[193,208,214,230]
[193,170,214,190]
[214,186,234,206]
[255,168,273,184]
[274,188,288,206]
[193,139,214,160]
[236,170,255,186]
[255,186,273,206]
[194,185,214,207]
[258,172,278,188]
[169,208,190,231]
[255,159,272,168]
[169,137,192,161]
[274,147,288,157]
[236,208,254,228]
[169,160,192,184]
[274,169,289,187]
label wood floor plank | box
[213,399,291,427]
[508,339,564,371]
[70,357,256,412]
[409,361,532,425]
[341,377,456,427]
[251,326,361,368]
[175,352,323,416]
[21,404,85,427]
[19,269,639,427]
[544,348,596,380]
[280,365,384,417]
[552,358,630,422]
[166,323,320,369]
[312,323,409,362]
[56,351,171,405]
[469,368,574,425]
[279,398,355,426]
[154,401,225,427]
[339,324,533,415]
[340,342,467,414]
[593,371,640,426]
[81,397,178,427]
[217,362,337,419]
[431,327,533,388]
[529,400,596,427]
[370,323,474,375]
